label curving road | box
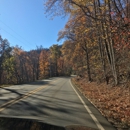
[0,77,115,130]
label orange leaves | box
[39,50,49,79]
[65,25,69,29]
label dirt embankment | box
[71,77,130,130]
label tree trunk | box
[82,43,92,82]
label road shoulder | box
[70,78,116,130]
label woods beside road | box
[0,0,130,86]
[0,0,130,129]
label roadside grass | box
[0,84,13,88]
[71,77,130,130]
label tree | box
[39,50,49,79]
[50,44,61,76]
[0,36,12,84]
[44,0,130,85]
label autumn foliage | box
[0,0,130,129]
[44,0,130,128]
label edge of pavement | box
[70,77,116,130]
[0,77,57,88]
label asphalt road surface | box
[0,77,116,130]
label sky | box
[0,0,68,51]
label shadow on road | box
[0,87,23,96]
[0,88,113,129]
[0,117,65,130]
[0,117,99,130]
[0,77,115,130]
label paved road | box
[0,77,115,130]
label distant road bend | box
[0,77,115,130]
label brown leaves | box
[73,77,130,129]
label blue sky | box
[0,0,68,51]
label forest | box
[44,0,130,129]
[0,0,130,129]
[0,0,129,86]
[0,36,64,85]
[44,0,130,86]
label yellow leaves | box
[99,6,105,10]
[105,0,108,3]
[75,0,84,2]
[102,35,107,40]
[74,0,87,6]
[39,50,49,78]
[84,28,90,33]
